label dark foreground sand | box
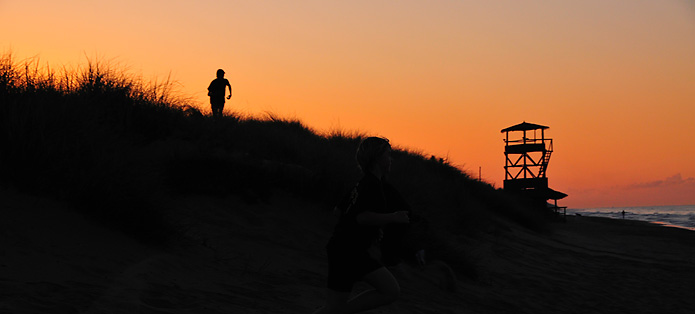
[2,189,694,314]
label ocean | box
[568,205,695,231]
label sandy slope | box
[2,188,694,314]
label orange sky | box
[3,0,694,208]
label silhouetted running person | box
[207,69,232,118]
[313,137,410,314]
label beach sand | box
[2,189,694,314]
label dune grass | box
[0,53,546,274]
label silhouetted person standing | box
[207,69,232,118]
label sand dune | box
[2,188,694,314]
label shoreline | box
[568,212,695,232]
[567,206,695,231]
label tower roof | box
[546,188,568,200]
[501,122,549,133]
[519,187,568,200]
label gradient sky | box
[3,0,694,208]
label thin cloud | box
[567,174,695,208]
[628,174,695,189]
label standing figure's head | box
[216,69,225,78]
[356,137,391,175]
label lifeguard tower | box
[501,122,567,215]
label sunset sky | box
[3,0,694,208]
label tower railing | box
[504,138,553,180]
